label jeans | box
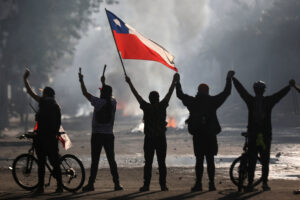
[88,133,120,185]
[143,135,167,186]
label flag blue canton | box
[106,10,129,34]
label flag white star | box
[113,19,121,27]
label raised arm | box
[213,71,234,108]
[295,85,300,93]
[78,68,92,102]
[23,69,40,102]
[268,80,292,106]
[175,74,194,106]
[125,76,145,105]
[232,76,252,104]
[162,73,179,103]
[291,80,300,93]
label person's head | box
[100,85,112,99]
[42,87,55,98]
[149,91,159,104]
[253,81,266,96]
[197,83,209,95]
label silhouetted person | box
[125,73,179,191]
[23,69,62,194]
[176,71,234,192]
[79,68,123,192]
[232,76,293,191]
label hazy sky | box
[51,0,297,127]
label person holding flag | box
[78,67,123,192]
[125,73,179,191]
[23,69,63,194]
[176,71,234,192]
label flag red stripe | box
[113,31,178,72]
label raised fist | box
[289,79,296,87]
[125,76,131,83]
[227,70,235,79]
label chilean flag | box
[106,9,178,72]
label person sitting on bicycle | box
[23,69,63,194]
[232,75,294,191]
[78,68,123,192]
[176,71,234,192]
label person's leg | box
[34,138,46,193]
[260,141,271,191]
[156,135,167,190]
[47,140,63,192]
[247,138,258,187]
[192,135,204,191]
[141,136,155,191]
[103,134,123,190]
[206,154,216,191]
[36,148,46,192]
[84,134,103,191]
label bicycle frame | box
[23,135,56,187]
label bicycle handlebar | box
[17,131,66,140]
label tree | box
[0,0,102,132]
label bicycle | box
[229,132,263,191]
[11,131,85,192]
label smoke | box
[53,0,208,122]
[52,0,299,129]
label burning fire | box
[116,101,128,116]
[167,116,177,128]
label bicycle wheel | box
[230,155,263,188]
[12,154,39,190]
[60,154,85,192]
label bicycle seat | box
[241,132,248,137]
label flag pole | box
[105,8,127,76]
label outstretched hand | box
[24,68,30,79]
[78,68,83,82]
[227,70,235,79]
[289,79,296,87]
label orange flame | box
[167,116,177,128]
[116,101,128,116]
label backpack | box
[186,113,209,135]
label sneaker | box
[191,183,202,192]
[139,185,149,192]
[82,184,94,192]
[55,187,63,193]
[115,184,124,191]
[245,184,254,192]
[32,187,44,196]
[209,182,216,191]
[160,185,169,191]
[262,183,271,191]
[294,189,300,194]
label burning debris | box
[167,116,177,128]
